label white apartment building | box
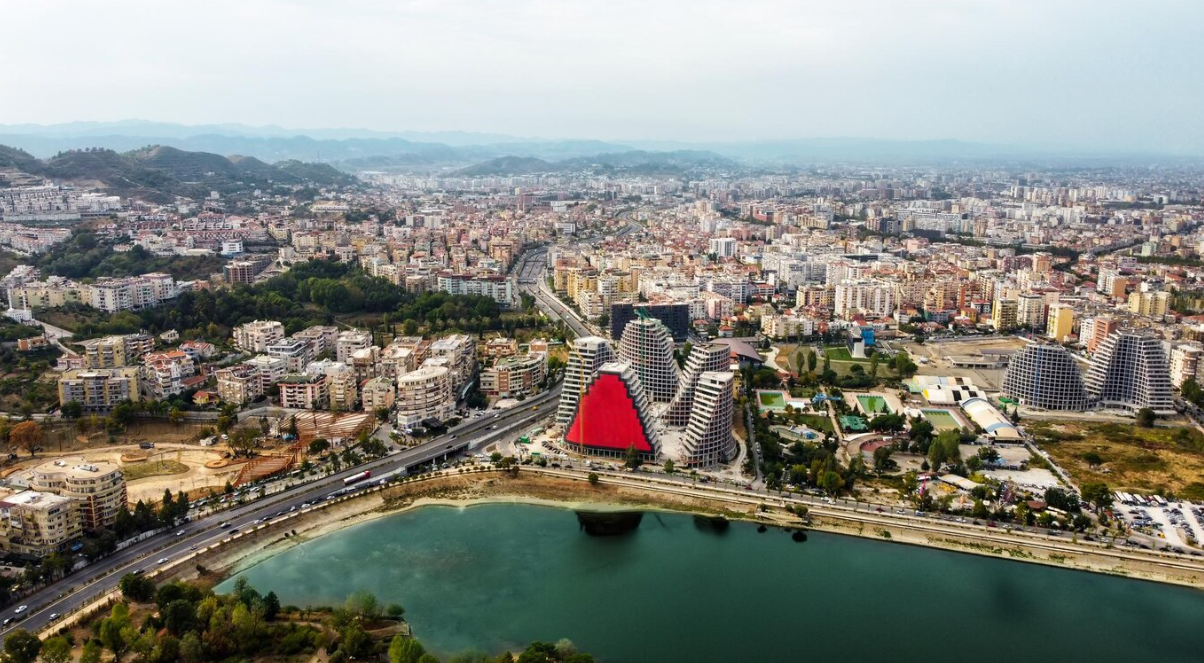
[681,372,736,467]
[833,281,895,318]
[396,365,454,427]
[233,320,285,353]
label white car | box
[156,557,169,565]
[176,530,185,536]
[13,605,27,614]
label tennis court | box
[921,409,962,431]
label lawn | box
[124,459,189,482]
[796,414,834,434]
[823,346,872,362]
[1029,421,1204,498]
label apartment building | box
[1002,344,1090,411]
[480,352,547,398]
[0,490,81,557]
[336,329,372,364]
[361,376,395,412]
[139,350,196,399]
[233,320,286,353]
[30,460,127,529]
[396,365,454,427]
[278,373,328,410]
[681,371,736,467]
[58,368,141,412]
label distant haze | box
[2,0,1202,155]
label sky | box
[2,0,1202,153]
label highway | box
[515,247,595,339]
[0,386,561,640]
[1,218,622,641]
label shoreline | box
[181,469,1204,591]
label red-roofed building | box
[564,363,659,461]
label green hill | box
[0,144,356,203]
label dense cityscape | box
[2,0,1204,661]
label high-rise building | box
[563,362,660,461]
[556,336,615,426]
[57,368,141,412]
[665,343,731,427]
[681,371,736,467]
[1084,332,1175,414]
[1016,293,1046,329]
[396,365,454,426]
[1086,316,1120,354]
[1002,344,1090,411]
[1128,291,1170,318]
[610,302,691,342]
[1169,343,1204,388]
[1046,304,1074,341]
[618,315,680,403]
[991,298,1017,331]
[709,237,737,258]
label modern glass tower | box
[1001,344,1090,411]
[618,314,680,403]
[1084,332,1175,414]
[665,342,731,427]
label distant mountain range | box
[457,150,738,176]
[0,144,355,202]
[0,121,1193,176]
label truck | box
[343,470,372,486]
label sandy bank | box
[179,468,1204,590]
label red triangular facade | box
[565,371,653,452]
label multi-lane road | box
[3,219,623,642]
[0,387,562,640]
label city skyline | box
[2,0,1202,155]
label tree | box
[264,590,281,621]
[1,630,41,663]
[119,572,156,602]
[345,589,382,619]
[820,470,843,495]
[587,472,599,486]
[99,603,132,660]
[1081,482,1114,510]
[309,438,331,455]
[624,444,642,470]
[663,459,675,474]
[77,640,103,663]
[8,420,44,457]
[806,349,818,374]
[39,637,71,663]
[389,635,428,663]
[1136,408,1156,428]
[872,446,896,473]
[60,400,83,420]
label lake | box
[218,503,1204,662]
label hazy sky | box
[3,0,1202,152]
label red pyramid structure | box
[564,366,655,453]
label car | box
[157,557,169,564]
[252,519,261,525]
[189,545,198,551]
[220,522,231,529]
[2,618,11,626]
[133,568,146,575]
[48,613,59,621]
[14,605,28,614]
[176,530,185,536]
[289,506,297,512]
[230,528,240,535]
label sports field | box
[921,409,962,431]
[857,395,890,415]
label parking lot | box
[1116,496,1204,554]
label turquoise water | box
[219,504,1204,663]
